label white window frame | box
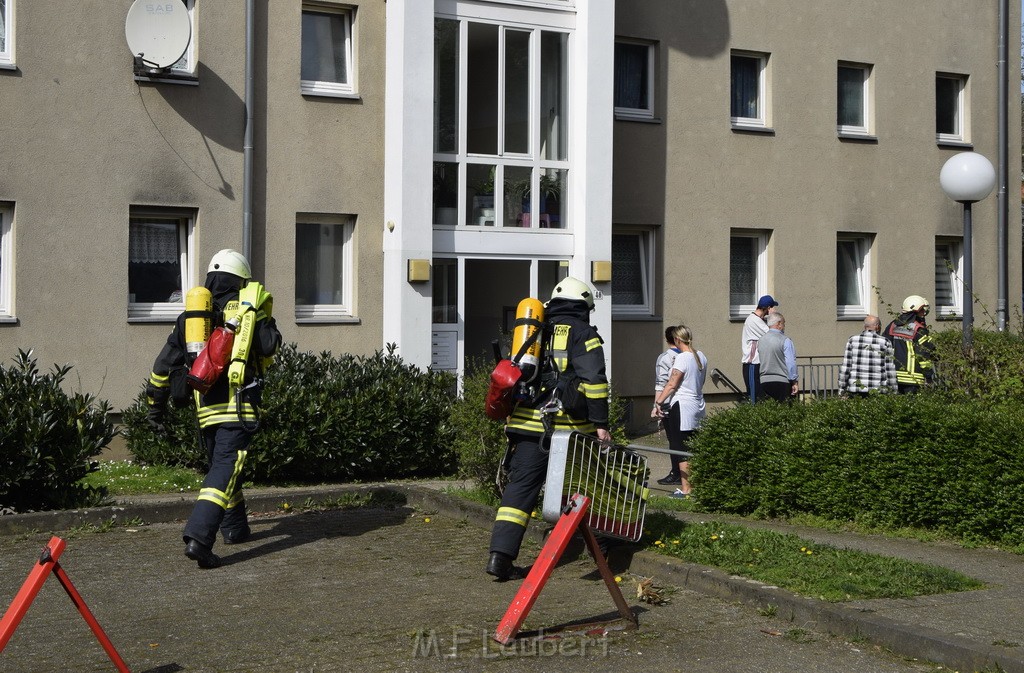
[836,234,872,318]
[935,237,964,317]
[611,227,654,317]
[0,202,13,320]
[0,0,13,68]
[168,0,197,75]
[936,73,967,144]
[432,12,572,231]
[837,62,871,136]
[301,3,356,98]
[613,39,655,121]
[730,50,768,129]
[127,207,196,322]
[294,213,355,321]
[729,229,769,319]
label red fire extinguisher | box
[186,317,239,394]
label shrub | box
[0,350,113,511]
[930,327,1024,403]
[691,394,1024,547]
[447,361,509,501]
[124,344,458,484]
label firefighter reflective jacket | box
[506,298,610,437]
[883,311,935,387]
[147,272,282,429]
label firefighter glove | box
[147,406,167,435]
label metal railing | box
[796,355,843,399]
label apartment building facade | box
[0,0,1019,425]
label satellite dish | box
[125,0,191,70]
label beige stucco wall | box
[0,1,384,412]
[611,0,1023,416]
[0,0,1020,422]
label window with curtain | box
[730,52,766,126]
[935,238,963,316]
[295,214,355,320]
[837,63,870,134]
[301,5,354,96]
[936,73,966,142]
[836,235,872,317]
[730,230,768,317]
[128,208,194,320]
[0,202,12,318]
[612,229,654,316]
[614,40,654,120]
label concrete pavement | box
[0,481,1021,672]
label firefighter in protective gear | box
[883,295,935,394]
[146,249,281,569]
[486,276,611,580]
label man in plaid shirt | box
[838,315,897,396]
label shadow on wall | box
[154,62,245,153]
[661,0,730,59]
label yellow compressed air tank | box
[185,286,213,359]
[511,297,544,383]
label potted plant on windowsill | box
[506,173,561,228]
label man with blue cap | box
[740,294,778,403]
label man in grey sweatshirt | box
[758,312,798,403]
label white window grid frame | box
[936,72,967,144]
[611,226,655,317]
[837,61,871,136]
[433,12,572,231]
[169,0,197,75]
[127,207,196,322]
[935,237,964,318]
[730,50,769,129]
[301,2,356,98]
[613,38,655,121]
[0,0,13,68]
[729,229,769,319]
[0,202,13,320]
[836,233,872,319]
[294,213,355,321]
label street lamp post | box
[939,152,996,352]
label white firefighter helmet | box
[902,295,930,313]
[550,276,595,310]
[207,249,252,280]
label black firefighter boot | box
[185,538,222,569]
[486,552,527,581]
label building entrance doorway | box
[431,257,568,380]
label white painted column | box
[383,0,435,369]
[572,0,616,379]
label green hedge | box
[124,344,458,483]
[691,394,1024,547]
[0,350,113,511]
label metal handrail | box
[796,355,843,399]
[710,367,744,396]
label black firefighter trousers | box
[183,424,252,549]
[489,433,549,561]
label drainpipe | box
[996,0,1008,330]
[242,0,254,261]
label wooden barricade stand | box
[0,536,130,672]
[493,494,637,645]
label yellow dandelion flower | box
[614,576,622,583]
[806,550,813,555]
[424,517,431,523]
[711,535,719,540]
